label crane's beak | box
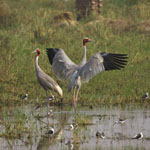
[32,50,36,53]
[88,39,93,42]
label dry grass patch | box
[53,11,78,26]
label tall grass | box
[0,0,150,106]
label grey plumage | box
[67,52,128,109]
[78,52,128,83]
[46,38,92,80]
[33,49,63,97]
[47,48,78,80]
[46,38,128,110]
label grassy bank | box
[0,0,150,106]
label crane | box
[46,38,128,110]
[46,38,92,80]
[32,49,63,99]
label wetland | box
[0,103,150,150]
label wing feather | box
[79,52,128,82]
[47,48,78,80]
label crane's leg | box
[75,88,80,109]
[73,88,76,102]
[73,88,77,111]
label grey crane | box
[46,38,92,80]
[46,38,128,110]
[32,49,63,99]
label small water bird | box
[132,132,143,139]
[142,92,149,100]
[65,124,74,131]
[70,143,74,150]
[22,93,28,100]
[113,118,127,125]
[96,131,106,139]
[68,124,74,131]
[46,128,54,135]
[65,140,74,150]
[48,95,55,101]
[47,109,53,116]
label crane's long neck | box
[79,45,87,67]
[35,56,41,71]
[82,45,87,63]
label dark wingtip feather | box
[46,48,59,65]
[102,53,128,71]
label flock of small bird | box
[96,118,144,140]
[21,91,149,103]
[96,131,143,140]
[21,90,148,142]
[21,92,147,147]
[44,119,143,145]
[46,123,76,135]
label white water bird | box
[113,118,127,125]
[48,95,55,101]
[47,109,53,116]
[47,39,128,110]
[96,131,106,139]
[32,49,63,98]
[142,92,149,100]
[132,132,143,139]
[65,124,74,131]
[22,93,28,100]
[70,144,74,150]
[68,124,74,131]
[46,128,54,135]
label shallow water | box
[0,103,150,150]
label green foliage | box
[0,0,150,106]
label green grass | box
[0,0,150,106]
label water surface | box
[0,103,150,150]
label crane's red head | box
[36,49,40,56]
[32,48,41,56]
[83,38,92,46]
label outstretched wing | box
[79,52,128,82]
[46,48,78,80]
